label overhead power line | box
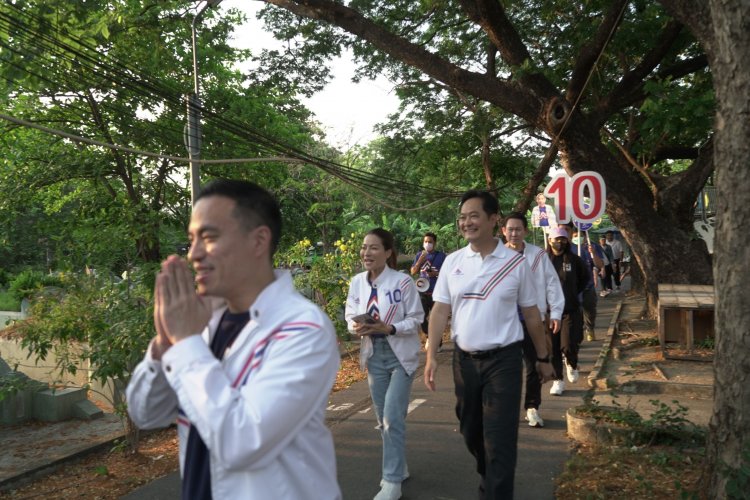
[0,3,465,207]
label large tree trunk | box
[705,1,750,497]
[556,117,713,315]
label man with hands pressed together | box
[423,190,555,500]
[126,179,341,500]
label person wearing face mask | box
[569,228,604,342]
[346,228,424,500]
[410,232,447,350]
[546,227,589,396]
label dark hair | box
[503,211,528,229]
[424,231,437,243]
[459,190,498,216]
[196,179,282,254]
[605,230,614,236]
[367,228,398,269]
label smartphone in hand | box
[352,313,376,324]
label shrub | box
[8,270,63,301]
[0,290,20,311]
[277,234,363,340]
[13,266,157,449]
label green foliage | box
[0,290,20,311]
[695,336,715,350]
[0,371,45,403]
[13,266,157,388]
[276,235,363,340]
[723,443,750,499]
[577,396,704,447]
[0,268,10,287]
[93,465,110,476]
[8,270,63,301]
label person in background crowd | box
[570,227,603,342]
[599,236,615,297]
[424,190,555,499]
[502,212,564,429]
[126,179,341,500]
[346,228,423,500]
[605,231,624,290]
[546,227,588,396]
[531,193,558,248]
[410,232,446,351]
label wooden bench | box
[657,284,715,353]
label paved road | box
[124,294,622,499]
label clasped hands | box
[151,255,212,359]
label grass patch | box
[556,443,704,499]
[0,290,21,311]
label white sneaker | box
[374,480,402,500]
[550,379,565,396]
[525,408,544,428]
[380,464,409,486]
[566,363,579,383]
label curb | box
[0,433,126,492]
[586,300,623,389]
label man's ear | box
[250,226,273,258]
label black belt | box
[458,341,521,360]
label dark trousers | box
[453,342,523,500]
[581,287,597,335]
[551,309,583,376]
[613,259,622,287]
[420,293,442,346]
[521,323,547,410]
[601,264,614,290]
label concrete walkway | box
[122,292,625,499]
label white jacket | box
[126,271,341,500]
[345,267,423,375]
[520,242,565,322]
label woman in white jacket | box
[345,228,423,500]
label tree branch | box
[566,0,629,102]
[649,145,701,163]
[513,144,558,214]
[264,0,546,123]
[602,127,658,195]
[596,20,684,119]
[657,0,714,53]
[656,137,714,230]
[455,0,559,99]
[595,53,709,121]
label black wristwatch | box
[537,355,550,363]
[389,325,397,336]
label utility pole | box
[186,0,223,206]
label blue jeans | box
[367,337,414,483]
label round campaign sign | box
[543,171,607,224]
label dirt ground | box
[556,295,712,499]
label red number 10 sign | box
[543,171,607,224]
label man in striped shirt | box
[424,190,555,499]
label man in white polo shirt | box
[424,190,555,499]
